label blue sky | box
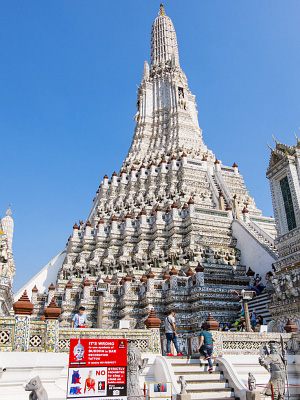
[1,1,300,292]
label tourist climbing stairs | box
[166,356,238,399]
[247,292,272,324]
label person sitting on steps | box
[249,278,265,295]
[197,324,215,373]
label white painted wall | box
[0,352,157,400]
[1,352,299,400]
[232,220,275,283]
[0,352,68,400]
[14,250,66,300]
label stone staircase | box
[247,292,272,324]
[211,175,229,208]
[244,221,278,258]
[166,356,238,399]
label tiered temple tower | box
[266,136,300,330]
[0,206,15,315]
[16,5,278,335]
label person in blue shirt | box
[249,278,265,295]
[71,307,87,328]
[197,324,215,372]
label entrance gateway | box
[67,339,127,399]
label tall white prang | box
[15,5,279,336]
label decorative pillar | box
[232,162,238,174]
[31,285,38,304]
[219,191,225,210]
[12,291,33,351]
[162,269,170,280]
[214,158,221,172]
[169,267,178,290]
[246,267,255,278]
[203,312,219,331]
[124,273,132,295]
[284,319,298,333]
[188,198,195,217]
[233,194,239,219]
[64,280,73,303]
[47,282,55,306]
[195,263,204,286]
[225,204,233,219]
[186,267,194,277]
[83,279,91,300]
[242,206,249,222]
[146,269,155,292]
[162,270,170,291]
[43,298,61,352]
[144,309,161,354]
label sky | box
[1,1,300,292]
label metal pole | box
[97,292,103,329]
[270,381,275,400]
[243,298,251,332]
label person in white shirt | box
[71,306,87,328]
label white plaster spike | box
[143,60,150,80]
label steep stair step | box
[188,388,234,399]
[174,371,222,378]
[180,380,228,390]
[165,357,204,364]
[173,365,219,373]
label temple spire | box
[151,4,180,68]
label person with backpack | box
[197,324,215,372]
[165,310,183,356]
[71,306,87,328]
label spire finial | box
[159,3,166,16]
[267,141,274,151]
[6,204,12,216]
[272,134,278,144]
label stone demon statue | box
[25,376,48,400]
[127,342,148,400]
[259,341,285,400]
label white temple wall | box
[232,220,275,282]
[14,250,66,300]
[0,352,157,400]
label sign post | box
[96,282,108,329]
[67,338,127,400]
[241,290,254,332]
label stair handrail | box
[234,219,278,260]
[206,171,220,208]
[216,357,249,400]
[154,356,180,395]
[214,170,234,207]
[247,218,275,246]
